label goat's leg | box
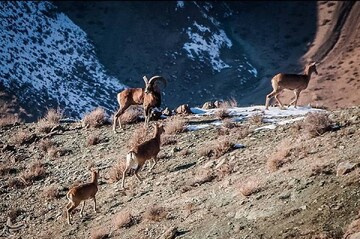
[67,201,79,225]
[121,166,129,189]
[134,165,143,183]
[144,107,152,128]
[292,90,301,108]
[273,92,286,109]
[265,90,281,110]
[93,197,97,213]
[149,157,158,172]
[113,105,129,133]
[80,201,85,218]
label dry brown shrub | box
[8,178,26,189]
[113,210,137,229]
[301,112,332,137]
[165,117,186,134]
[161,135,177,146]
[128,126,149,150]
[120,105,143,125]
[8,208,24,222]
[90,227,109,239]
[178,149,191,157]
[222,118,235,129]
[248,114,263,125]
[198,144,214,158]
[310,164,334,176]
[237,178,261,196]
[231,124,251,140]
[183,202,195,217]
[83,107,107,128]
[266,140,292,172]
[21,161,46,183]
[218,97,238,108]
[10,130,33,145]
[216,163,235,180]
[0,163,16,176]
[213,136,235,158]
[189,169,216,187]
[215,108,230,119]
[144,206,167,222]
[36,108,62,133]
[0,114,21,127]
[42,185,60,200]
[47,146,61,158]
[39,139,55,152]
[108,160,127,183]
[87,133,101,146]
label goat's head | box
[155,122,165,135]
[143,76,167,94]
[308,62,318,75]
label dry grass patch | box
[20,161,46,184]
[266,140,292,172]
[237,178,261,197]
[161,135,177,146]
[215,108,230,119]
[107,160,127,183]
[248,113,263,125]
[0,114,21,127]
[198,136,235,159]
[230,124,251,140]
[120,105,143,125]
[82,107,107,128]
[165,117,186,134]
[113,210,138,229]
[9,130,36,145]
[0,162,17,176]
[189,169,216,187]
[128,126,149,150]
[87,133,101,146]
[42,185,60,201]
[90,227,109,239]
[37,108,62,133]
[143,205,167,222]
[300,112,332,137]
[216,163,236,180]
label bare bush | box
[90,227,109,239]
[37,108,62,133]
[9,130,34,145]
[266,140,292,172]
[87,133,101,146]
[237,178,261,196]
[248,114,263,125]
[161,135,177,146]
[215,108,230,119]
[128,126,149,150]
[20,161,46,184]
[42,185,60,200]
[189,169,216,187]
[0,114,21,127]
[113,210,137,229]
[301,112,332,137]
[108,160,127,183]
[231,124,251,140]
[198,136,235,159]
[39,139,55,152]
[83,107,107,128]
[165,117,186,134]
[144,206,167,222]
[216,163,235,180]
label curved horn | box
[143,76,149,85]
[148,76,167,88]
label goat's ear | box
[143,76,149,85]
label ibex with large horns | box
[113,75,167,132]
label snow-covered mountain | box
[0,1,317,121]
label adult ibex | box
[113,75,167,132]
[265,62,318,110]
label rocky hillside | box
[0,105,359,238]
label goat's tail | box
[126,151,138,169]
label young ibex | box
[265,62,318,110]
[113,75,167,132]
[66,170,99,225]
[121,123,165,189]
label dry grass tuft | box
[39,139,55,152]
[216,163,235,180]
[120,105,143,125]
[198,136,235,159]
[0,114,21,127]
[0,163,16,176]
[87,133,101,146]
[301,112,332,137]
[107,160,127,183]
[189,169,216,187]
[10,130,35,145]
[128,126,149,150]
[248,114,263,125]
[144,206,167,222]
[20,161,46,184]
[36,108,62,133]
[165,117,186,134]
[42,185,60,201]
[90,227,109,239]
[266,140,292,172]
[113,210,137,229]
[237,178,261,197]
[215,108,230,119]
[161,135,177,146]
[83,107,107,128]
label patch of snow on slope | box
[0,1,126,118]
[183,21,232,72]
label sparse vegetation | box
[20,161,46,185]
[90,227,109,239]
[108,160,127,183]
[127,126,149,150]
[237,178,261,196]
[164,117,186,134]
[42,185,60,201]
[248,113,264,125]
[87,133,101,146]
[198,136,235,158]
[82,107,107,128]
[113,210,137,229]
[37,108,62,133]
[266,140,292,172]
[301,112,332,137]
[143,206,167,222]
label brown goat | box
[66,170,99,225]
[265,62,318,110]
[113,75,166,132]
[121,123,165,189]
